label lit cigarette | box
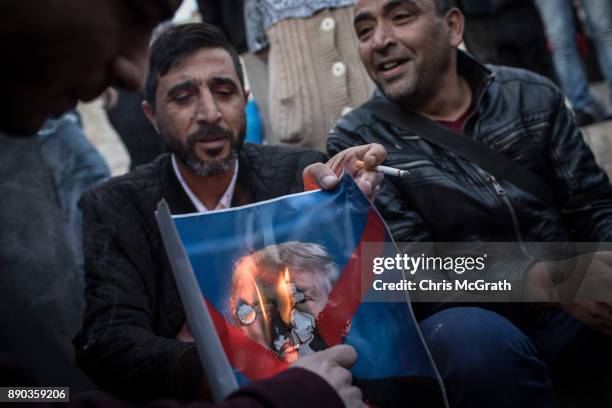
[356,160,410,178]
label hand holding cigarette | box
[303,144,387,199]
[355,160,410,178]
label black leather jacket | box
[328,52,612,296]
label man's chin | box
[184,150,237,177]
[380,82,417,104]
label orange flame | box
[235,256,272,345]
[276,267,293,324]
[249,271,271,344]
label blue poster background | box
[173,176,438,384]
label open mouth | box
[196,138,228,157]
[377,58,410,79]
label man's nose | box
[195,90,223,124]
[372,23,396,51]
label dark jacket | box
[74,144,327,401]
[198,0,248,54]
[328,52,612,307]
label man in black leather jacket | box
[329,0,612,407]
[74,23,384,403]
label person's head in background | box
[0,0,179,136]
[142,23,249,178]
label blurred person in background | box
[459,0,557,81]
[244,0,376,151]
[38,110,111,270]
[103,87,166,169]
[535,0,612,126]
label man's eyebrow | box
[166,79,199,97]
[354,9,374,27]
[354,0,417,26]
[210,76,240,90]
[382,0,417,15]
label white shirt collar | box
[171,154,239,213]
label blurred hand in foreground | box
[292,345,366,408]
[526,252,612,336]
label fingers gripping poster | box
[164,175,447,407]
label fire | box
[235,256,272,344]
[250,273,268,323]
[276,267,293,324]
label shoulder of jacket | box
[489,64,561,96]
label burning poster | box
[162,175,447,407]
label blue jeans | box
[535,0,612,110]
[38,111,110,271]
[420,307,612,408]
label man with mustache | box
[75,23,384,403]
[328,0,612,407]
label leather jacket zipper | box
[395,160,433,170]
[488,175,527,244]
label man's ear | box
[446,8,465,48]
[142,100,159,133]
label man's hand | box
[176,322,194,342]
[292,345,365,408]
[303,144,386,199]
[526,252,612,336]
[563,302,612,336]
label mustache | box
[186,124,234,146]
[372,48,414,65]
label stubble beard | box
[379,49,453,110]
[163,122,244,177]
[184,149,237,176]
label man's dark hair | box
[144,23,245,106]
[434,0,457,15]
